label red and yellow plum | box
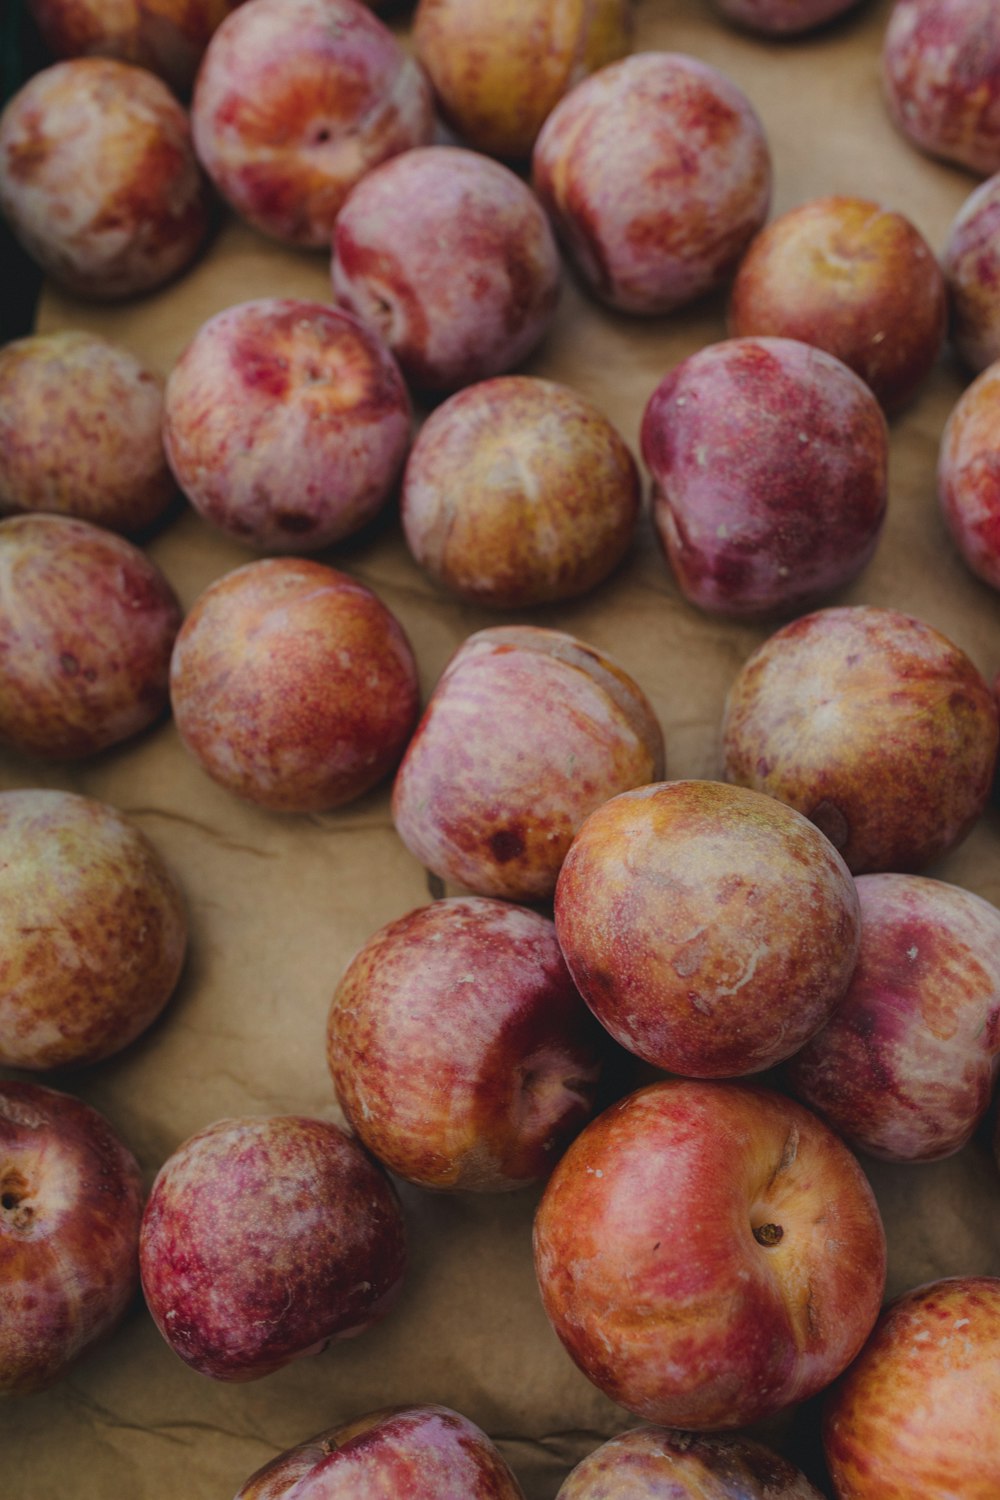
[327,897,603,1191]
[332,146,561,393]
[401,376,639,607]
[139,1114,407,1381]
[170,558,419,812]
[556,1427,824,1499]
[164,299,411,552]
[722,605,999,873]
[27,0,244,95]
[882,0,1000,175]
[640,337,888,619]
[554,780,860,1077]
[391,625,664,902]
[531,52,771,315]
[938,361,1000,590]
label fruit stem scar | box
[753,1222,783,1247]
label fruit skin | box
[332,146,561,395]
[401,376,639,608]
[938,360,1000,590]
[412,0,632,161]
[823,1276,1000,1500]
[641,337,888,620]
[235,1404,526,1499]
[555,1426,824,1499]
[191,0,433,248]
[711,0,862,35]
[327,896,604,1192]
[0,514,181,761]
[943,173,1000,373]
[27,0,243,96]
[881,0,1000,176]
[786,873,1000,1162]
[531,52,771,315]
[391,625,664,902]
[0,57,208,300]
[533,1079,887,1431]
[169,557,419,813]
[554,780,860,1078]
[0,1080,144,1397]
[163,299,411,552]
[0,332,175,536]
[0,789,187,1071]
[139,1114,407,1382]
[728,197,946,413]
[721,605,999,874]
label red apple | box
[392,625,664,901]
[191,0,433,248]
[641,337,888,618]
[534,1079,887,1430]
[882,0,1000,175]
[531,52,771,315]
[721,605,999,873]
[235,1404,525,1498]
[0,514,181,760]
[786,873,1000,1162]
[401,376,639,608]
[139,1114,406,1381]
[554,780,860,1078]
[824,1276,1000,1498]
[0,57,208,300]
[556,1427,824,1498]
[169,558,419,812]
[412,0,632,160]
[938,360,1000,590]
[327,896,604,1191]
[163,298,411,552]
[0,789,187,1071]
[943,172,1000,373]
[27,0,243,95]
[0,331,175,535]
[1,1080,143,1396]
[332,146,561,394]
[728,198,946,413]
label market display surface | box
[2,0,1000,1495]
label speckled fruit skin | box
[0,57,208,300]
[0,790,187,1071]
[191,0,433,248]
[824,1276,1000,1499]
[722,606,999,874]
[236,1405,526,1499]
[554,780,860,1078]
[401,376,639,608]
[728,198,946,412]
[0,331,174,535]
[534,1080,887,1431]
[882,0,1000,175]
[170,557,419,812]
[531,52,771,315]
[938,361,1000,590]
[0,514,181,760]
[163,299,411,552]
[786,874,1000,1161]
[944,173,1000,374]
[412,0,632,161]
[641,338,888,620]
[391,626,664,902]
[332,146,561,394]
[327,897,603,1192]
[556,1427,824,1499]
[0,1080,143,1396]
[712,0,862,35]
[27,0,243,95]
[139,1114,406,1381]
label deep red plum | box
[882,0,1000,175]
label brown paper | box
[3,0,1000,1494]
